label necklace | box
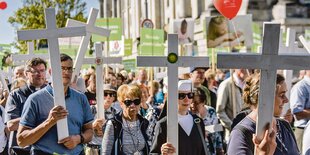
[275,120,288,153]
[124,119,141,154]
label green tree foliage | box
[8,0,87,53]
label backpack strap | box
[231,108,252,130]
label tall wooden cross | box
[17,8,86,140]
[66,8,111,83]
[1,67,13,84]
[278,28,310,116]
[12,41,49,66]
[137,34,209,154]
[0,70,9,91]
[82,43,122,119]
[217,23,310,143]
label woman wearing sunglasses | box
[150,80,207,155]
[86,84,119,155]
[101,84,149,155]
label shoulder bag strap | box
[194,118,210,155]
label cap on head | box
[190,67,209,73]
[103,84,117,92]
[178,80,192,92]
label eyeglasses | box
[123,99,141,107]
[28,69,46,75]
[178,93,194,100]
[104,92,116,97]
[61,66,74,72]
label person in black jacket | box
[150,80,206,155]
[101,84,149,155]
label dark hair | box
[181,19,187,26]
[60,53,73,62]
[193,87,207,104]
[116,73,125,81]
[243,73,285,107]
[25,57,47,72]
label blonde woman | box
[101,84,149,155]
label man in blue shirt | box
[17,54,94,154]
[5,57,47,155]
[290,70,310,152]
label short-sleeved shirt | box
[5,84,46,147]
[227,116,299,155]
[5,85,45,122]
[290,76,310,128]
[20,85,94,154]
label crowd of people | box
[0,55,309,155]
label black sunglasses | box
[178,93,194,100]
[123,99,141,107]
[104,92,116,97]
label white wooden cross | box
[17,8,86,140]
[1,67,13,84]
[299,35,310,53]
[82,43,122,119]
[258,28,310,116]
[278,28,310,117]
[0,70,9,91]
[12,41,49,66]
[217,23,310,143]
[66,8,111,83]
[137,34,209,154]
[154,67,190,80]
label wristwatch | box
[80,134,85,144]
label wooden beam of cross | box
[12,41,49,66]
[66,8,111,83]
[0,70,9,91]
[217,23,310,142]
[1,67,13,84]
[278,28,309,54]
[137,34,209,154]
[154,67,190,80]
[83,43,122,119]
[17,8,86,141]
[279,28,310,116]
[299,35,310,53]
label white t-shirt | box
[178,113,193,136]
[303,121,310,155]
